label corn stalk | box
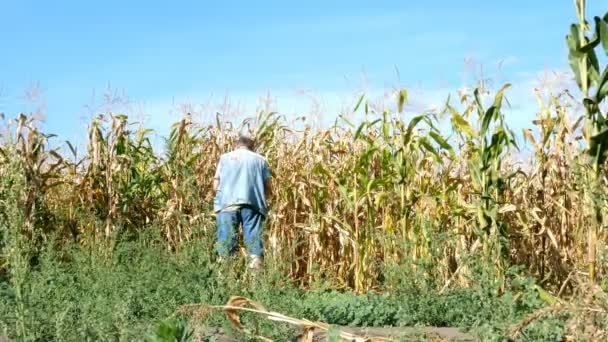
[566,0,608,282]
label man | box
[213,135,271,270]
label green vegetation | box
[0,235,579,341]
[1,0,608,340]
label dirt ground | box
[0,326,473,341]
[200,326,474,341]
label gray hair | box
[236,135,255,150]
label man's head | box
[236,135,255,150]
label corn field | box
[1,1,608,295]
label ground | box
[199,326,473,341]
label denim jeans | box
[216,206,265,257]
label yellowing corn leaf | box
[498,204,517,213]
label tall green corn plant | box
[344,112,387,291]
[451,85,517,287]
[114,123,161,236]
[81,114,160,245]
[391,112,452,247]
[566,0,608,283]
[252,111,286,153]
[326,93,453,291]
[161,115,206,248]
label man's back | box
[213,148,271,215]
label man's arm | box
[213,176,220,192]
[262,161,272,200]
[213,158,222,192]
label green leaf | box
[353,94,365,113]
[339,114,356,128]
[429,131,453,152]
[215,112,222,129]
[507,127,519,150]
[589,127,608,164]
[479,84,510,135]
[336,183,354,209]
[578,17,602,53]
[587,49,601,85]
[365,179,377,197]
[354,122,367,141]
[534,285,559,305]
[367,118,382,128]
[358,147,379,167]
[599,16,608,55]
[418,137,438,157]
[449,105,477,138]
[403,115,426,146]
[493,84,511,109]
[397,89,408,113]
[597,66,608,102]
[49,150,63,161]
[382,121,390,140]
[567,25,584,89]
[382,111,390,140]
[567,24,581,53]
[66,140,77,158]
[481,106,496,135]
[583,98,599,116]
[145,319,193,342]
[473,88,484,117]
[568,51,584,89]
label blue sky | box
[0,0,603,145]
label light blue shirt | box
[213,148,271,216]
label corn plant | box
[448,85,518,288]
[160,115,203,248]
[0,114,65,245]
[78,114,161,248]
[566,0,608,282]
[1,73,607,293]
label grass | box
[0,231,566,341]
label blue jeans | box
[216,206,265,257]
